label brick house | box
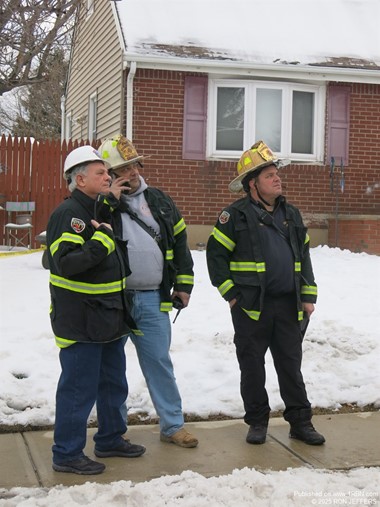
[62,0,380,253]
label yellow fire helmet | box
[98,135,144,170]
[229,140,289,193]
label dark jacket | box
[46,189,137,347]
[206,195,317,321]
[113,187,194,310]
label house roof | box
[115,0,380,73]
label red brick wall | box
[125,70,380,254]
[328,217,380,255]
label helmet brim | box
[229,158,290,193]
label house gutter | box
[125,61,137,140]
[60,95,66,143]
[123,53,380,85]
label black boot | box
[246,423,268,445]
[289,421,325,445]
[285,408,325,445]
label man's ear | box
[76,172,86,188]
[249,177,257,190]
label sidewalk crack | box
[21,432,43,487]
[268,433,315,468]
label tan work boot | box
[160,428,198,448]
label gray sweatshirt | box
[120,177,164,290]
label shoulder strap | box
[123,205,160,243]
[250,202,289,244]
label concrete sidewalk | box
[0,412,379,490]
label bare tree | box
[11,49,68,139]
[0,0,81,96]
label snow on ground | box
[0,246,379,505]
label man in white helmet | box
[99,135,198,449]
[46,145,145,475]
[207,141,325,447]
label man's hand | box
[108,175,131,199]
[172,291,190,308]
[91,219,112,231]
[302,302,315,319]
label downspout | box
[126,61,136,140]
[60,95,66,143]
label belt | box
[126,289,159,292]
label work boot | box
[246,423,268,445]
[94,438,146,458]
[289,422,325,445]
[160,428,198,448]
[52,455,105,475]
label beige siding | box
[65,1,124,141]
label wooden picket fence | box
[0,135,99,249]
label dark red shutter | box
[183,76,208,160]
[327,85,350,166]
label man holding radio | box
[99,135,198,449]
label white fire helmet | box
[63,146,110,178]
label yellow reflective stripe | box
[301,285,318,296]
[50,274,126,294]
[211,227,236,252]
[173,218,186,236]
[132,329,144,336]
[242,307,261,320]
[218,279,234,297]
[160,301,172,312]
[295,262,301,272]
[305,233,310,244]
[92,230,115,254]
[50,232,85,256]
[166,249,174,260]
[298,311,304,321]
[55,336,76,348]
[176,274,194,285]
[230,261,266,272]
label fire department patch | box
[219,211,230,224]
[71,218,85,233]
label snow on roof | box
[116,0,380,69]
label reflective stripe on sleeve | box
[211,227,236,252]
[173,219,186,236]
[301,285,318,296]
[218,279,235,297]
[92,230,115,254]
[50,232,85,256]
[176,274,194,285]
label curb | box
[0,248,45,258]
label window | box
[207,79,325,162]
[88,92,97,142]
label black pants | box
[231,293,311,426]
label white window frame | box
[207,79,326,163]
[88,92,97,142]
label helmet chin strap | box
[254,183,272,207]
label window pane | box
[216,87,244,150]
[255,88,282,152]
[292,91,314,154]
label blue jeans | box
[125,290,184,436]
[52,339,128,464]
